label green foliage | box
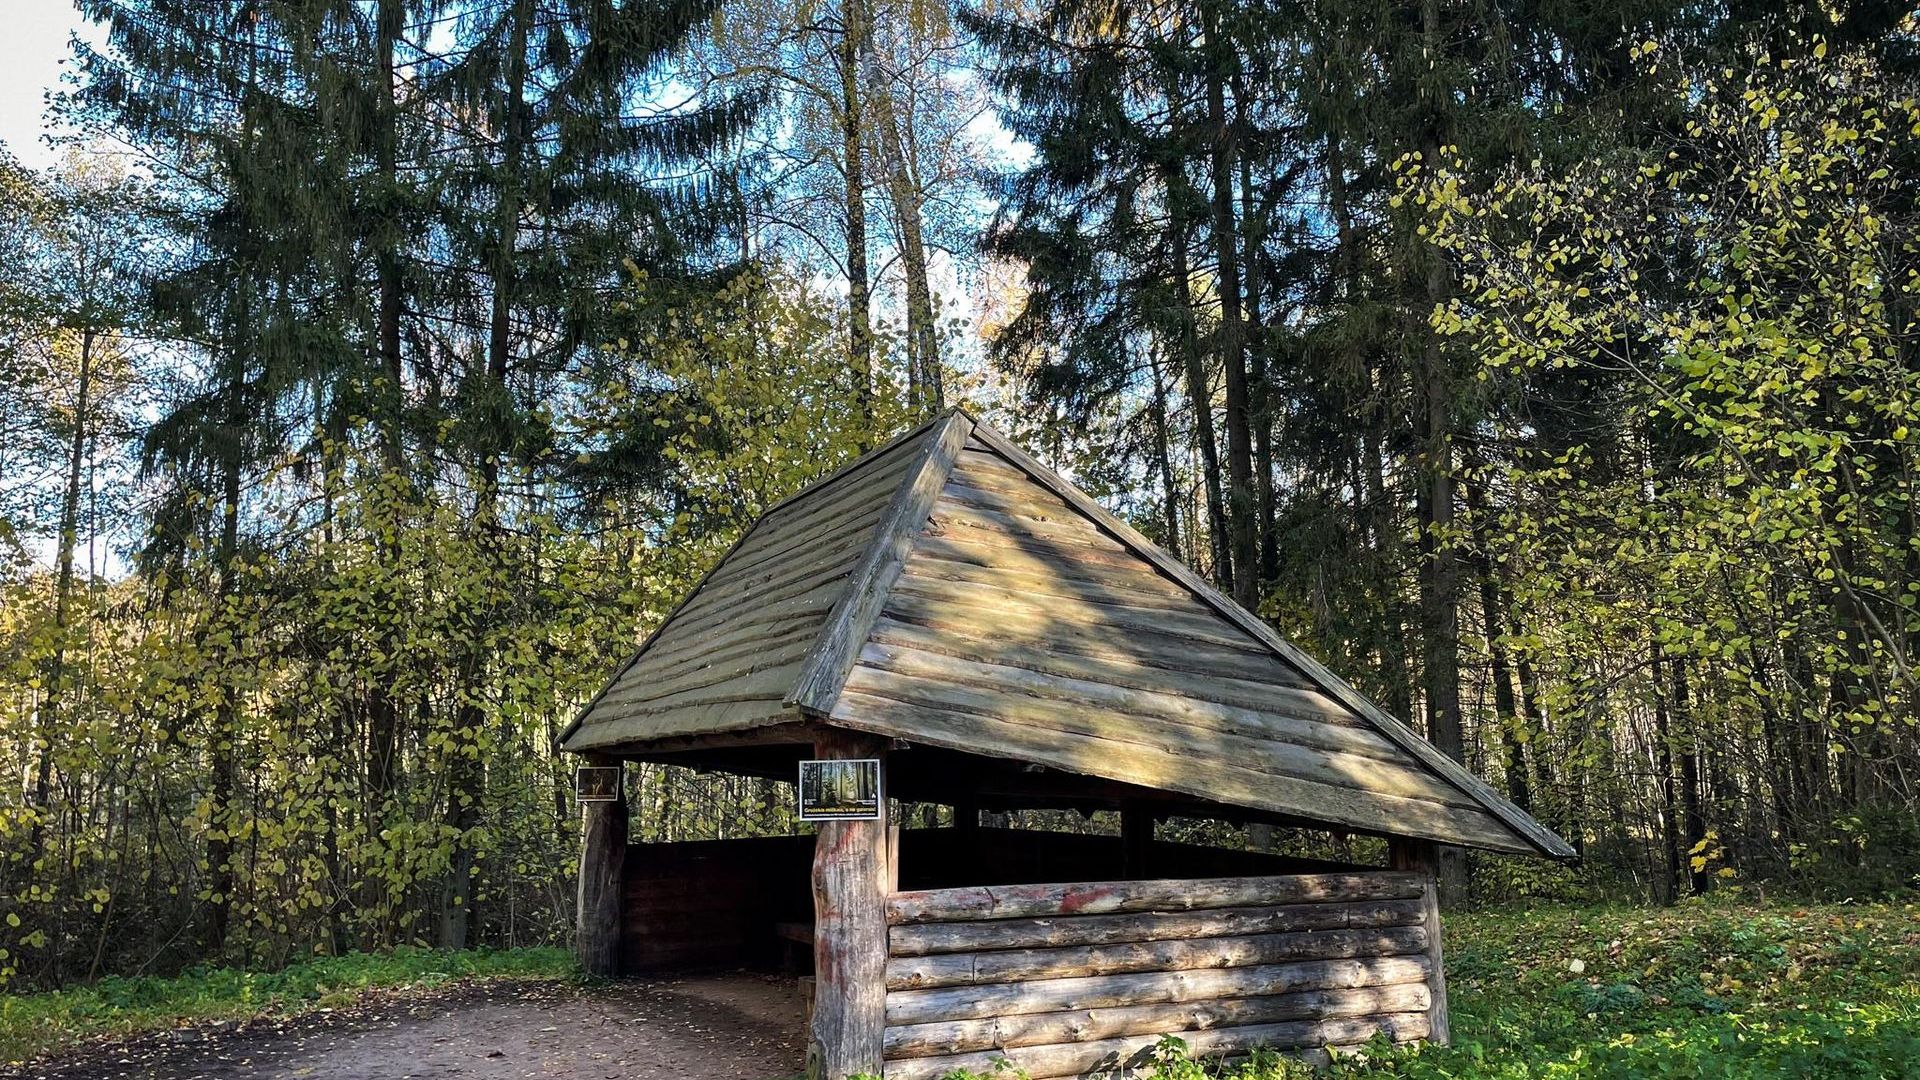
[1416,39,1920,891]
[0,946,577,1066]
[927,902,1920,1079]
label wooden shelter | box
[559,408,1573,1079]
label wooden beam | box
[885,954,1432,1025]
[575,753,627,977]
[883,1013,1427,1080]
[807,727,891,1080]
[887,871,1425,925]
[1389,838,1452,1045]
[883,983,1431,1059]
[888,897,1425,956]
[789,412,973,713]
[885,925,1429,990]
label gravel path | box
[6,975,807,1080]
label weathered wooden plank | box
[789,412,973,712]
[885,955,1431,1026]
[833,687,1521,849]
[595,648,810,713]
[865,610,1335,710]
[865,615,1367,736]
[809,729,891,1080]
[625,617,827,686]
[890,570,1282,655]
[888,898,1425,956]
[882,1012,1432,1079]
[651,526,873,622]
[902,547,1221,613]
[881,588,1284,675]
[908,519,1193,596]
[882,983,1431,1059]
[913,519,1193,579]
[887,872,1423,925]
[964,422,1574,860]
[695,496,887,588]
[646,524,875,641]
[851,644,1475,805]
[567,697,790,749]
[927,501,1156,563]
[885,926,1429,990]
[832,686,1518,847]
[575,753,626,977]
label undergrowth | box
[0,945,578,1065]
[932,898,1920,1079]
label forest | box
[0,0,1916,1000]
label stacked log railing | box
[879,871,1443,1079]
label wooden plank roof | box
[559,409,1575,859]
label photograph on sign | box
[574,765,622,802]
[798,758,882,821]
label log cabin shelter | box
[558,407,1574,1080]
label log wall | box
[879,871,1442,1079]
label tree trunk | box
[808,728,890,1079]
[577,754,628,976]
[1414,0,1465,902]
[1201,1,1257,609]
[862,42,940,414]
[1148,348,1182,554]
[29,329,93,862]
[1171,228,1233,588]
[1479,570,1531,812]
[840,0,873,431]
[1671,658,1708,895]
[442,0,531,950]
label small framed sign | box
[798,758,883,821]
[574,765,623,803]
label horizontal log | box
[889,898,1426,956]
[883,982,1431,1058]
[890,558,1275,658]
[864,612,1341,721]
[884,955,1432,1025]
[888,872,1423,925]
[567,696,790,747]
[886,926,1429,990]
[882,1012,1432,1080]
[879,587,1314,688]
[912,516,1197,580]
[904,541,1195,608]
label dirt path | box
[7,974,806,1080]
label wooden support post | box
[1121,803,1154,879]
[576,753,627,978]
[809,728,891,1080]
[1388,838,1451,1045]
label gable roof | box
[560,409,1575,859]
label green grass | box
[949,898,1920,1079]
[1366,898,1920,1078]
[7,900,1918,1078]
[0,945,579,1066]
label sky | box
[0,0,88,170]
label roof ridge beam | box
[788,410,976,714]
